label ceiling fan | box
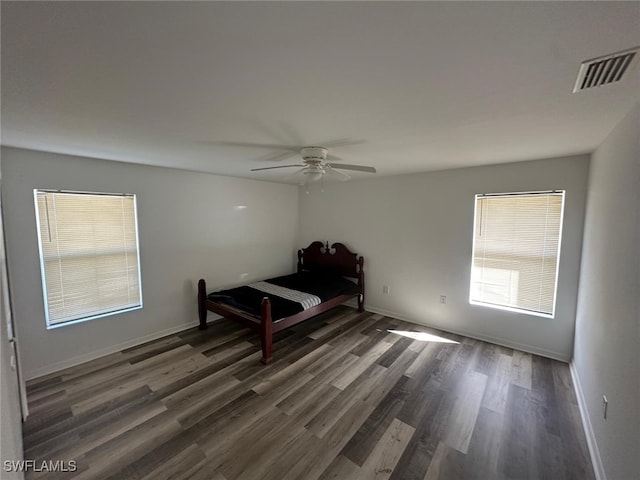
[249,146,377,187]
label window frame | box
[33,189,143,329]
[469,190,565,319]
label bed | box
[197,241,365,364]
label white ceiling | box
[2,1,639,183]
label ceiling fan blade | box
[250,164,304,171]
[261,150,299,163]
[327,163,377,173]
[325,164,351,181]
[216,141,300,151]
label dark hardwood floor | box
[23,307,594,480]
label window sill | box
[45,305,143,329]
[469,300,554,319]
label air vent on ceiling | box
[573,47,638,93]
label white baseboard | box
[26,320,200,380]
[570,361,606,480]
[362,304,569,362]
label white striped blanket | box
[248,281,321,311]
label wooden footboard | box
[260,298,272,364]
[197,278,208,330]
[198,278,274,364]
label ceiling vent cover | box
[573,47,638,92]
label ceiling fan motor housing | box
[300,146,328,162]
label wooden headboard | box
[297,241,363,279]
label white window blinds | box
[470,192,564,317]
[34,190,142,327]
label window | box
[34,190,142,328]
[470,191,565,318]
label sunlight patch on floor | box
[388,330,459,344]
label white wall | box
[299,155,589,360]
[1,147,299,379]
[572,104,639,480]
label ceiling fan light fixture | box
[303,170,324,183]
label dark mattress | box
[207,271,360,321]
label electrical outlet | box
[602,395,608,419]
[440,295,447,304]
[382,285,390,295]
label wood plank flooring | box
[23,307,594,480]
